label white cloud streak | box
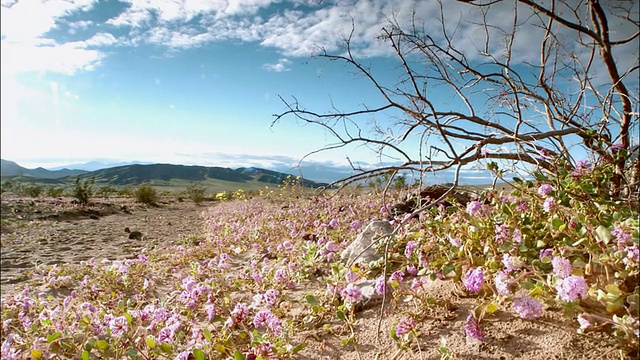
[263,58,291,72]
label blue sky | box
[1,0,409,170]
[1,0,637,183]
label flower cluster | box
[464,268,484,293]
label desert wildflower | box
[552,256,572,278]
[395,317,415,337]
[464,268,484,292]
[463,314,484,342]
[537,184,554,196]
[341,284,362,303]
[555,276,588,302]
[466,201,483,216]
[512,296,543,320]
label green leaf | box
[204,329,212,343]
[96,340,109,351]
[193,348,206,360]
[145,336,156,349]
[521,281,535,290]
[252,329,263,343]
[390,325,399,341]
[82,351,90,360]
[341,336,354,345]
[442,264,455,276]
[595,225,612,244]
[234,350,245,360]
[126,347,138,359]
[606,298,625,313]
[336,310,346,321]
[84,339,95,352]
[572,238,586,246]
[159,343,172,354]
[513,177,523,184]
[551,218,565,230]
[291,342,307,355]
[46,332,62,343]
[484,303,498,315]
[124,312,133,324]
[305,294,319,305]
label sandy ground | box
[1,195,205,296]
[0,194,629,359]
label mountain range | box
[0,159,330,188]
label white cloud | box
[1,39,104,75]
[263,58,291,72]
[0,0,112,75]
[2,0,636,85]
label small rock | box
[340,221,394,266]
[124,227,143,240]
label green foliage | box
[72,177,94,205]
[24,183,44,198]
[46,186,65,198]
[186,183,207,205]
[117,187,132,197]
[1,180,13,194]
[134,184,158,205]
[96,185,117,198]
[392,176,407,190]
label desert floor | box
[0,194,629,359]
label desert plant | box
[96,185,117,198]
[1,180,13,194]
[186,183,207,205]
[134,184,158,205]
[117,187,132,197]
[46,186,65,197]
[24,183,43,198]
[72,177,94,205]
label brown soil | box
[0,194,627,359]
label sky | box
[1,0,638,182]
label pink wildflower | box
[109,316,128,337]
[512,296,543,320]
[340,284,362,303]
[537,184,554,196]
[390,270,404,282]
[374,276,387,295]
[404,241,418,258]
[395,317,415,336]
[556,276,588,302]
[466,201,483,216]
[464,314,484,342]
[464,268,484,292]
[552,257,572,278]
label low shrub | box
[134,184,158,205]
[72,177,94,205]
[186,183,207,205]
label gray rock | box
[340,220,394,266]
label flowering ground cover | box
[1,164,638,359]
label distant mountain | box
[1,159,87,179]
[48,160,151,172]
[71,163,329,188]
[270,163,356,184]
